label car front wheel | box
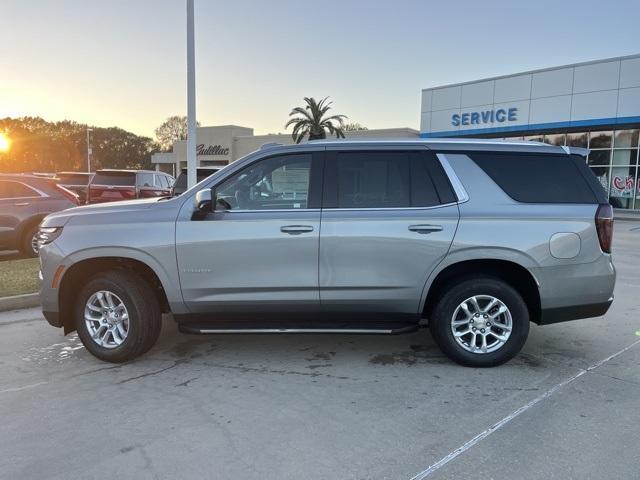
[429,276,530,367]
[75,270,162,363]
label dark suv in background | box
[88,170,174,204]
[171,167,220,196]
[55,172,94,204]
[0,174,79,256]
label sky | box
[1,0,639,139]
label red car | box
[88,170,174,204]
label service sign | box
[452,107,518,127]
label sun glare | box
[0,133,10,152]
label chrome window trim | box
[213,208,321,214]
[321,203,458,212]
[435,153,470,203]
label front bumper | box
[43,310,62,328]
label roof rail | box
[260,142,283,150]
[561,146,589,157]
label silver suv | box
[38,140,615,367]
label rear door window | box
[138,173,154,188]
[470,152,598,203]
[324,150,453,208]
[334,152,411,208]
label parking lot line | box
[409,337,640,480]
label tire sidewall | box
[431,277,530,367]
[21,224,39,257]
[75,273,149,362]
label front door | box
[176,152,323,314]
[319,149,459,317]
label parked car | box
[88,170,174,204]
[171,167,220,196]
[55,172,94,204]
[39,140,615,366]
[0,174,79,257]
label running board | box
[178,321,418,335]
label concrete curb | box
[0,293,40,312]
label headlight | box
[37,227,63,248]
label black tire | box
[429,276,530,367]
[21,224,40,257]
[75,270,162,363]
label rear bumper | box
[538,297,613,325]
[532,254,615,324]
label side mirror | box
[193,188,212,217]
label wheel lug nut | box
[481,329,485,333]
[470,319,474,324]
[486,322,491,326]
[472,327,476,331]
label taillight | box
[595,204,613,253]
[56,184,80,205]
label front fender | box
[56,246,187,315]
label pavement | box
[1,222,639,480]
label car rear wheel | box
[21,224,40,257]
[75,270,162,363]
[429,276,530,367]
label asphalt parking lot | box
[1,222,638,480]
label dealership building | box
[153,53,640,209]
[421,53,640,209]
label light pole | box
[86,128,93,173]
[186,0,197,188]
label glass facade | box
[500,129,640,209]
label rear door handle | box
[408,224,443,234]
[14,202,30,207]
[280,225,314,235]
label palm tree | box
[285,97,347,144]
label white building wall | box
[420,54,640,136]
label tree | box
[154,115,200,151]
[0,117,158,173]
[342,122,368,131]
[285,97,347,143]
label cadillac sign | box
[197,144,230,156]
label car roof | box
[0,173,52,181]
[95,169,162,174]
[259,138,573,155]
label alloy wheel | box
[84,290,130,349]
[450,295,513,354]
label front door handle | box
[408,224,443,234]
[280,225,314,235]
[14,202,30,207]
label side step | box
[178,321,418,335]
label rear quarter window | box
[470,152,599,204]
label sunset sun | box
[0,133,10,152]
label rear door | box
[319,147,459,316]
[0,180,45,248]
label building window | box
[614,129,639,149]
[589,131,613,149]
[566,132,588,148]
[544,134,565,146]
[587,150,611,166]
